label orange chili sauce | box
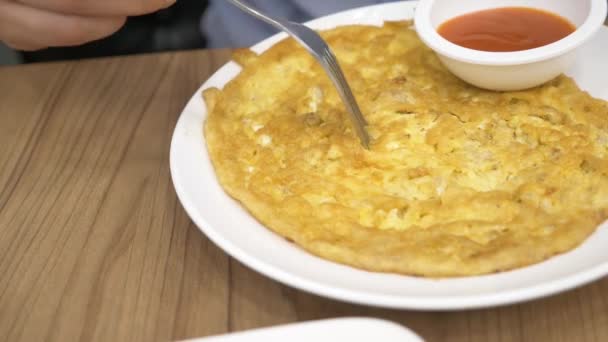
[437,7,577,52]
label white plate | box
[170,1,608,310]
[181,318,423,342]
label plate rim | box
[170,0,608,310]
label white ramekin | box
[414,0,607,91]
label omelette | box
[203,21,608,277]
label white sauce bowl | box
[414,0,607,91]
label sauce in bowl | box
[437,7,576,52]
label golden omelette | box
[203,21,608,277]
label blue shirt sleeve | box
[202,0,403,48]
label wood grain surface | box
[1,49,607,342]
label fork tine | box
[227,0,371,148]
[288,24,371,148]
[318,44,371,148]
[323,50,369,128]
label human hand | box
[0,0,176,50]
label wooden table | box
[1,49,607,342]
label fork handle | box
[226,0,370,149]
[226,0,290,32]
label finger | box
[3,39,42,52]
[17,0,176,17]
[0,2,126,49]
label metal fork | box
[226,0,370,149]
